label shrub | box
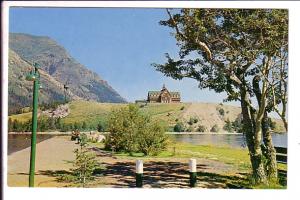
[105,104,168,156]
[188,117,199,125]
[97,121,106,132]
[73,122,81,131]
[210,124,220,132]
[137,120,169,156]
[232,116,243,133]
[82,121,88,131]
[197,125,207,132]
[193,118,199,123]
[223,119,234,132]
[180,106,185,110]
[68,133,99,187]
[186,126,194,132]
[174,122,185,132]
[218,108,225,116]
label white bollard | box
[189,158,197,187]
[136,160,143,187]
[189,158,197,173]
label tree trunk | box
[262,113,278,181]
[240,87,267,184]
[252,73,277,182]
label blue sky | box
[9,7,235,105]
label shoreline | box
[8,131,286,135]
[166,132,243,135]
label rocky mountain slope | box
[8,33,126,113]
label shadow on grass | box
[35,165,248,188]
[38,170,73,183]
[98,160,247,188]
[197,171,249,189]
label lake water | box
[8,132,287,155]
[169,133,287,149]
[8,134,54,155]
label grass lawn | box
[92,141,251,169]
[8,112,32,122]
[89,140,286,189]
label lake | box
[169,133,287,149]
[8,132,287,155]
[8,134,54,155]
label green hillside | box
[62,101,187,128]
[8,100,285,133]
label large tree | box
[154,9,288,184]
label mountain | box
[8,33,126,113]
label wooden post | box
[189,158,197,187]
[136,160,143,187]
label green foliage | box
[223,119,234,132]
[69,133,99,187]
[232,116,243,133]
[8,116,73,132]
[197,125,207,132]
[188,116,198,125]
[210,124,220,133]
[82,121,87,131]
[137,120,169,156]
[105,104,169,156]
[97,121,106,132]
[73,121,81,130]
[174,122,185,132]
[218,108,225,116]
[180,106,185,110]
[154,9,288,184]
[186,126,194,132]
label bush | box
[223,119,234,132]
[210,124,220,132]
[68,133,99,187]
[188,117,199,125]
[105,104,168,156]
[186,126,194,132]
[232,116,243,133]
[82,121,88,131]
[137,120,169,156]
[197,125,207,132]
[218,108,225,116]
[73,122,81,131]
[97,121,106,132]
[180,106,185,110]
[174,122,185,132]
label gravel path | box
[8,136,77,187]
[8,136,247,188]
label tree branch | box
[166,9,212,60]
